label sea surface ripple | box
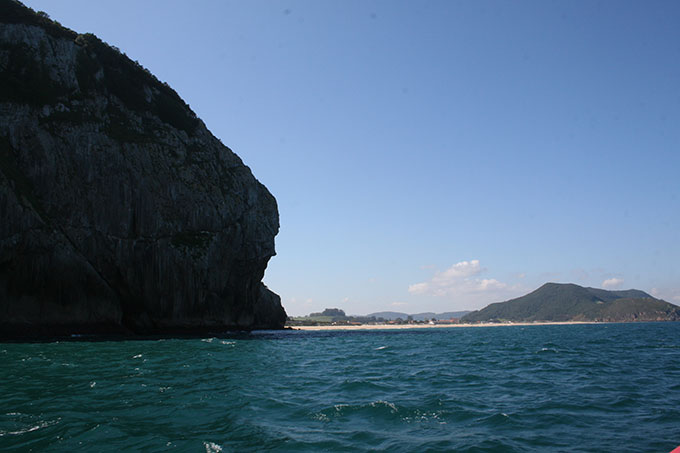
[1,323,679,452]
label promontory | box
[462,283,680,324]
[0,0,286,338]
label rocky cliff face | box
[0,1,286,337]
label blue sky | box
[24,0,680,315]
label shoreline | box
[291,321,604,331]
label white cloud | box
[408,260,487,296]
[434,260,483,280]
[478,279,507,291]
[408,260,524,309]
[407,282,429,295]
[391,302,407,307]
[602,277,624,289]
[409,261,483,295]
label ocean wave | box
[1,323,679,452]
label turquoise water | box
[1,323,679,452]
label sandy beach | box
[291,321,601,331]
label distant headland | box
[463,282,680,323]
[288,283,680,329]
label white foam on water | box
[537,347,558,353]
[204,441,223,452]
[371,400,398,412]
[0,419,59,437]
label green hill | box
[462,283,680,323]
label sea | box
[1,323,679,452]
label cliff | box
[0,0,286,338]
[462,283,680,323]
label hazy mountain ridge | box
[366,311,471,321]
[462,283,679,323]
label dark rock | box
[0,0,286,338]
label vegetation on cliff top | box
[0,0,198,135]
